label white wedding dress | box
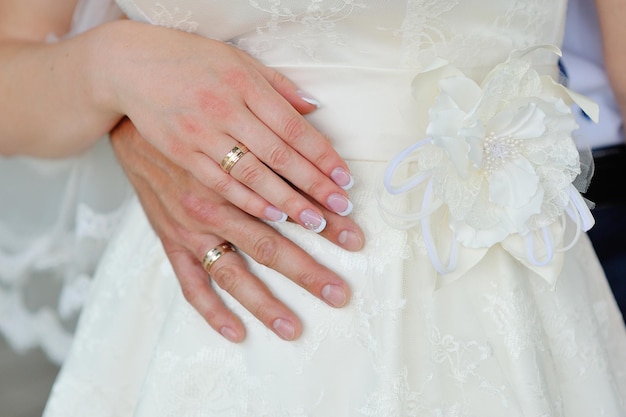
[43,1,626,416]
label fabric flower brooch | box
[380,46,598,285]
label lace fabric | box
[45,171,626,416]
[116,0,565,74]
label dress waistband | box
[274,65,559,162]
[275,66,421,161]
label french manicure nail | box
[220,326,240,342]
[272,318,296,340]
[338,230,364,251]
[297,89,321,108]
[264,205,288,222]
[330,167,354,190]
[321,284,347,307]
[299,209,326,233]
[327,193,353,216]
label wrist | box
[84,19,146,118]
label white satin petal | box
[488,157,540,208]
[488,103,547,140]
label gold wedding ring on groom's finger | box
[202,242,237,274]
[220,143,249,174]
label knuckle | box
[296,269,319,291]
[270,70,289,88]
[201,307,218,324]
[303,178,326,198]
[180,192,220,225]
[166,138,187,161]
[252,302,272,323]
[181,279,203,305]
[251,235,281,266]
[280,113,307,145]
[237,161,266,185]
[211,175,233,196]
[195,89,231,119]
[313,148,335,171]
[266,145,293,171]
[180,281,218,323]
[222,67,253,90]
[175,113,202,136]
[211,263,241,293]
[275,193,300,214]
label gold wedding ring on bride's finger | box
[202,242,237,274]
[220,143,249,174]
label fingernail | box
[321,284,347,307]
[299,209,326,233]
[338,230,363,251]
[297,89,321,108]
[272,318,296,340]
[330,167,354,190]
[264,205,288,222]
[327,193,353,216]
[220,326,240,343]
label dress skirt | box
[43,66,626,417]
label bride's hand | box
[110,117,364,342]
[98,20,354,233]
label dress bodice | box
[115,0,567,73]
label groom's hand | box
[110,118,364,342]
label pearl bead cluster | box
[482,132,522,175]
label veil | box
[0,0,131,364]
